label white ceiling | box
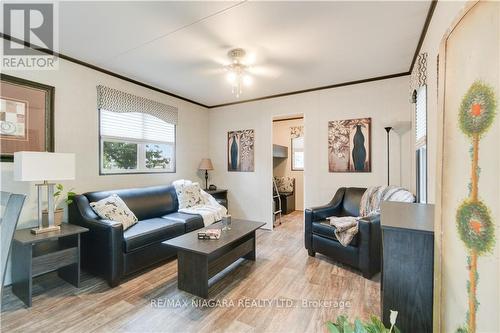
[42,2,432,106]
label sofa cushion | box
[312,220,359,246]
[123,218,184,252]
[161,212,204,233]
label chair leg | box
[308,249,315,257]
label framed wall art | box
[328,117,371,172]
[227,129,254,172]
[0,74,54,162]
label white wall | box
[1,57,209,284]
[415,0,468,204]
[272,118,304,211]
[208,76,410,229]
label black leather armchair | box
[69,185,204,287]
[304,187,381,278]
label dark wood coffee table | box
[164,219,265,298]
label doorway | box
[271,114,304,227]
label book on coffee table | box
[197,228,221,240]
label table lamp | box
[198,158,214,190]
[14,152,75,234]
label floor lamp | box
[384,127,392,186]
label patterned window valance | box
[97,85,178,125]
[409,53,428,101]
[290,125,304,138]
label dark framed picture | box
[227,129,254,172]
[328,117,371,172]
[0,74,54,162]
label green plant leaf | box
[343,320,354,333]
[326,321,341,333]
[363,323,377,333]
[336,315,348,327]
[354,319,366,333]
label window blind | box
[97,85,178,125]
[100,109,175,143]
[415,85,427,149]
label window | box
[291,136,304,171]
[415,85,427,203]
[99,109,175,174]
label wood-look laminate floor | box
[1,211,380,333]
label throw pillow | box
[275,176,294,193]
[177,182,206,209]
[90,194,138,230]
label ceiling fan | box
[203,47,282,98]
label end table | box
[11,223,88,307]
[206,189,228,209]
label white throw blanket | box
[172,179,227,226]
[328,186,414,246]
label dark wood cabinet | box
[380,202,434,333]
[11,224,88,307]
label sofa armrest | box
[357,214,381,278]
[69,194,124,286]
[304,188,345,250]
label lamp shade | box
[14,152,75,181]
[198,158,214,171]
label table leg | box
[243,232,256,261]
[177,251,208,298]
[58,235,80,287]
[11,241,32,307]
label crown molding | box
[210,72,410,108]
[409,0,437,73]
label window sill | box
[99,170,176,176]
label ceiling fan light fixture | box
[243,74,253,86]
[226,71,237,83]
[224,48,254,98]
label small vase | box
[230,136,239,170]
[42,208,64,227]
[352,125,367,171]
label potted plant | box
[326,311,400,333]
[42,184,76,227]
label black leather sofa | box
[69,185,203,287]
[304,187,381,278]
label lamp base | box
[31,225,61,235]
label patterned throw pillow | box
[177,182,206,209]
[275,176,295,193]
[90,194,138,230]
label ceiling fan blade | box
[200,67,227,76]
[248,65,282,78]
